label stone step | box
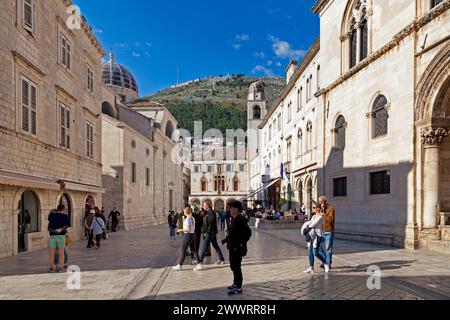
[427,240,450,255]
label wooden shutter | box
[66,108,70,149]
[23,0,34,32]
[30,83,37,135]
[60,104,66,147]
[21,78,30,133]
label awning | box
[239,178,281,201]
[58,180,106,194]
[0,170,60,190]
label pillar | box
[421,127,449,229]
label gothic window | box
[372,95,389,138]
[253,105,261,119]
[201,177,207,192]
[233,177,239,192]
[214,176,225,192]
[334,115,346,151]
[306,79,310,101]
[306,121,313,151]
[317,66,321,89]
[298,129,303,156]
[345,0,369,69]
[309,75,313,97]
[298,87,303,110]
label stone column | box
[421,127,449,229]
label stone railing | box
[250,217,306,230]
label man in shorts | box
[48,204,69,272]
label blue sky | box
[73,0,319,96]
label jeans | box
[229,247,243,288]
[95,234,103,247]
[319,232,334,266]
[199,233,225,263]
[169,226,176,238]
[220,220,225,231]
[308,237,326,267]
[178,233,199,266]
[54,246,68,266]
[111,219,118,232]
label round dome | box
[102,53,138,94]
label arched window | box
[253,105,261,119]
[372,95,389,138]
[344,0,369,69]
[306,121,313,151]
[201,177,207,192]
[317,65,321,89]
[165,121,174,140]
[233,177,239,192]
[334,115,346,150]
[309,75,313,97]
[298,87,303,110]
[306,79,310,101]
[297,129,303,156]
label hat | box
[89,209,96,214]
[228,200,243,213]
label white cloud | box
[268,35,305,60]
[93,28,103,34]
[132,52,141,57]
[267,60,273,66]
[252,65,275,77]
[275,61,282,67]
[144,51,151,58]
[232,44,242,50]
[253,51,266,59]
[235,34,250,41]
[114,43,129,48]
[145,42,152,47]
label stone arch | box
[191,198,201,209]
[214,199,225,211]
[415,41,450,121]
[56,191,74,227]
[253,105,261,119]
[203,199,213,209]
[296,178,304,209]
[102,101,117,118]
[305,176,313,217]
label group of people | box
[47,205,121,272]
[252,206,306,221]
[170,200,251,295]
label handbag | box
[65,231,73,246]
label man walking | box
[219,211,226,231]
[222,200,249,295]
[108,207,121,233]
[195,202,225,271]
[318,196,335,273]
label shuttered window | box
[59,103,71,149]
[86,65,94,93]
[61,34,71,70]
[86,122,94,158]
[21,77,37,135]
[23,0,35,32]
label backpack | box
[243,221,252,243]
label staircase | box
[419,227,450,255]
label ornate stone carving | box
[421,127,449,146]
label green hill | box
[144,74,285,136]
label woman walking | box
[168,211,177,240]
[90,209,106,249]
[301,203,327,274]
[172,207,200,271]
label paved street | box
[0,225,450,300]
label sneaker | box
[216,260,226,265]
[324,264,330,273]
[48,267,55,273]
[172,265,182,271]
[227,284,237,290]
[193,264,202,272]
[303,267,314,274]
[320,263,325,269]
[228,287,243,295]
[191,260,198,265]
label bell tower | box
[247,81,267,162]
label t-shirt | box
[48,211,69,236]
[183,216,195,234]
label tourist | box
[221,200,250,295]
[108,207,121,232]
[48,204,69,273]
[301,203,326,274]
[172,207,200,271]
[219,211,226,231]
[168,211,177,240]
[196,201,226,271]
[318,196,335,273]
[192,208,204,262]
[54,207,71,270]
[91,209,106,249]
[84,209,96,248]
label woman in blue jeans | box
[301,204,326,274]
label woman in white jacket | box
[301,204,327,274]
[90,210,106,249]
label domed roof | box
[102,53,138,94]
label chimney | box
[285,60,298,84]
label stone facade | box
[249,0,450,251]
[0,0,104,257]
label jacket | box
[202,210,218,234]
[224,214,247,250]
[301,214,323,248]
[322,204,335,232]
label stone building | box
[248,0,450,253]
[189,138,248,211]
[101,54,186,228]
[0,0,105,257]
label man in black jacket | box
[195,202,225,271]
[222,200,247,295]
